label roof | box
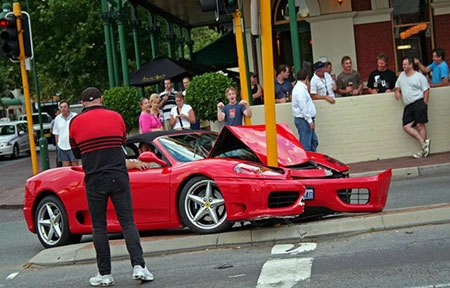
[128,0,234,28]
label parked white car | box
[18,112,54,144]
[0,119,31,159]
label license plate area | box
[303,187,314,200]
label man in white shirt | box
[292,69,319,152]
[310,61,336,103]
[52,100,78,166]
[159,78,178,130]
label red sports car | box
[23,124,391,248]
[23,128,307,248]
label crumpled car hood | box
[209,123,309,166]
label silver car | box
[0,120,31,159]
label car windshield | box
[158,133,217,162]
[0,125,15,136]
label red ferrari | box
[23,124,391,248]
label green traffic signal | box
[0,13,19,59]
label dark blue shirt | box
[275,80,293,100]
[221,103,246,126]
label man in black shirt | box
[367,54,397,94]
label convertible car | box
[23,124,391,248]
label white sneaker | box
[132,265,154,282]
[423,139,430,157]
[90,273,114,286]
[413,151,424,159]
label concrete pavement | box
[28,203,450,267]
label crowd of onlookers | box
[288,47,448,159]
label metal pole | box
[288,0,301,74]
[12,2,38,174]
[101,0,115,88]
[116,3,129,87]
[232,10,251,125]
[260,0,278,167]
[25,0,49,171]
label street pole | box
[12,1,38,174]
[25,0,49,171]
[260,0,278,167]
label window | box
[392,0,433,69]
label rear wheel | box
[178,176,232,234]
[10,144,19,159]
[35,195,81,248]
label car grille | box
[337,188,370,204]
[268,191,300,208]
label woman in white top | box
[169,92,196,130]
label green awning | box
[1,97,22,106]
[192,31,237,69]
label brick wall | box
[354,21,395,81]
[351,0,372,11]
[433,14,450,57]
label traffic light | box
[200,0,238,15]
[0,13,19,59]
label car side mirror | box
[18,130,25,136]
[139,151,167,167]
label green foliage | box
[190,27,222,52]
[102,87,140,132]
[185,72,235,121]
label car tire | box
[10,144,19,159]
[178,176,232,234]
[35,195,81,248]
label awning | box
[129,55,214,87]
[1,97,22,106]
[192,31,238,69]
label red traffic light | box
[0,13,19,58]
[0,18,10,29]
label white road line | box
[256,258,313,288]
[6,272,19,280]
[271,243,317,255]
[407,284,450,288]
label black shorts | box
[402,98,428,126]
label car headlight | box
[234,163,284,176]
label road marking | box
[407,284,450,288]
[271,243,317,255]
[256,258,313,288]
[6,272,19,280]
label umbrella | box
[129,55,214,87]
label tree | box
[102,86,140,133]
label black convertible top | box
[126,129,215,144]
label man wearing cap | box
[310,61,336,104]
[69,87,154,286]
[292,69,319,152]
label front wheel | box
[178,176,232,234]
[35,195,81,248]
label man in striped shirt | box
[159,78,178,130]
[69,87,154,287]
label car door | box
[128,165,171,224]
[17,123,30,152]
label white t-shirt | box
[310,72,335,98]
[170,104,193,129]
[395,71,429,105]
[52,112,77,150]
